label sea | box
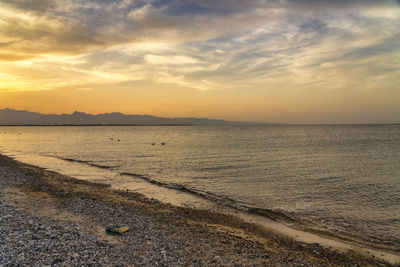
[0,125,399,252]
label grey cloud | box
[169,7,399,88]
[0,41,15,47]
[333,34,400,62]
[286,0,398,8]
[1,0,56,12]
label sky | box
[0,0,399,123]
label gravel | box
[0,155,393,266]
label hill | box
[0,108,265,126]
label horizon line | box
[1,108,399,125]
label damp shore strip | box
[0,154,398,266]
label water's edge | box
[50,154,400,253]
[2,151,399,264]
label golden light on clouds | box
[0,0,399,123]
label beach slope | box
[0,155,392,266]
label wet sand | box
[0,154,395,266]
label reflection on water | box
[0,125,399,250]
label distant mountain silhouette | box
[0,108,268,126]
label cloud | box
[0,0,285,58]
[0,0,398,93]
[145,54,198,65]
[0,52,31,61]
[285,0,399,9]
[1,0,56,12]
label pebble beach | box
[0,154,394,266]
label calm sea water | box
[0,126,399,250]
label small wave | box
[199,165,241,171]
[46,155,121,170]
[119,172,296,219]
[246,207,297,223]
[120,172,193,192]
[118,171,400,252]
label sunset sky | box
[0,0,399,123]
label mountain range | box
[0,108,266,126]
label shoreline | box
[9,151,400,257]
[0,154,397,266]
